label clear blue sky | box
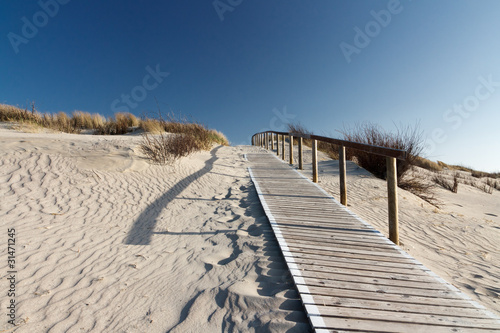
[1,1,500,171]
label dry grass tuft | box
[413,156,443,172]
[1,103,229,162]
[140,119,164,133]
[139,133,200,165]
[433,173,459,193]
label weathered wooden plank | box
[278,230,393,246]
[315,314,500,332]
[302,285,476,308]
[291,245,416,264]
[282,236,396,252]
[301,276,463,299]
[306,295,496,319]
[290,255,429,275]
[294,262,437,282]
[282,239,405,257]
[297,269,447,290]
[312,304,500,328]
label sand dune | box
[2,127,499,332]
[0,129,309,332]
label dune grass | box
[1,103,229,163]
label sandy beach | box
[1,126,499,332]
[0,127,309,332]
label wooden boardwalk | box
[247,152,500,333]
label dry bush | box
[162,119,228,149]
[485,178,500,191]
[399,174,440,206]
[340,122,424,182]
[433,173,458,193]
[140,133,200,165]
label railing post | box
[339,146,347,206]
[289,134,294,165]
[277,134,280,156]
[281,134,285,161]
[387,157,399,245]
[271,133,274,151]
[312,139,318,183]
[265,133,269,150]
[298,137,303,170]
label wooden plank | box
[282,236,396,252]
[315,311,500,332]
[302,285,476,308]
[282,239,406,258]
[294,262,440,283]
[312,304,500,328]
[306,295,495,319]
[301,276,463,299]
[298,271,452,291]
[290,255,429,275]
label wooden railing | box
[251,131,407,245]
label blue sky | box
[1,0,500,171]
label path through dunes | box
[0,130,310,332]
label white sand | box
[292,145,500,317]
[0,127,310,332]
[2,127,499,332]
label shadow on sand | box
[124,146,221,245]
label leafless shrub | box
[485,178,500,191]
[340,122,424,182]
[399,174,440,207]
[139,133,199,165]
[432,173,458,193]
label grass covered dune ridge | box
[0,103,229,154]
[0,103,228,142]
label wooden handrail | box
[251,130,405,245]
[253,131,407,160]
